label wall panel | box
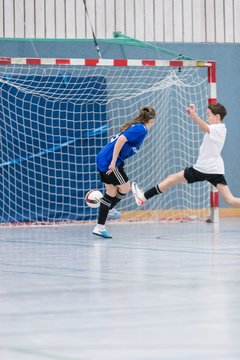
[144,0,154,41]
[135,0,145,41]
[76,0,86,38]
[192,0,205,42]
[3,0,14,37]
[234,0,240,42]
[0,0,3,36]
[25,0,35,38]
[125,0,135,38]
[85,0,95,38]
[224,0,234,42]
[205,0,215,42]
[95,0,105,38]
[115,0,125,38]
[105,0,115,38]
[215,0,225,42]
[55,0,66,39]
[35,0,45,38]
[182,0,192,42]
[45,0,55,38]
[163,0,173,42]
[154,0,164,42]
[66,0,76,38]
[14,0,25,38]
[173,0,183,42]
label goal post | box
[0,56,218,224]
[207,61,219,223]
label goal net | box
[0,58,212,224]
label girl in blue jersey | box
[93,106,156,238]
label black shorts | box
[184,167,227,187]
[99,163,129,186]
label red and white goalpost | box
[0,57,218,224]
[207,61,219,223]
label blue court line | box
[0,125,108,168]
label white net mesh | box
[0,63,210,223]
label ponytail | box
[120,106,156,132]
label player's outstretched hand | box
[186,104,196,118]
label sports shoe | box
[131,182,146,206]
[107,208,121,220]
[92,225,112,239]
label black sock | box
[98,193,115,225]
[109,191,126,210]
[144,184,162,200]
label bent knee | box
[118,182,131,194]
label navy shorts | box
[99,163,129,186]
[184,167,227,187]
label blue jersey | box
[97,123,148,172]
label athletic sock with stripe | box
[144,184,162,200]
[97,193,115,225]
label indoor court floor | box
[0,218,240,360]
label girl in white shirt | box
[132,103,240,208]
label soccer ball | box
[85,189,103,208]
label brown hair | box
[208,103,227,121]
[120,106,156,132]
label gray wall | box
[1,0,240,42]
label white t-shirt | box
[193,123,226,174]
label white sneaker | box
[93,225,112,238]
[131,182,146,206]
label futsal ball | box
[85,189,103,208]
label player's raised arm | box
[187,104,210,133]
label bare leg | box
[158,170,187,192]
[105,183,118,197]
[217,184,240,207]
[132,170,187,205]
[117,181,131,194]
[105,182,131,197]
